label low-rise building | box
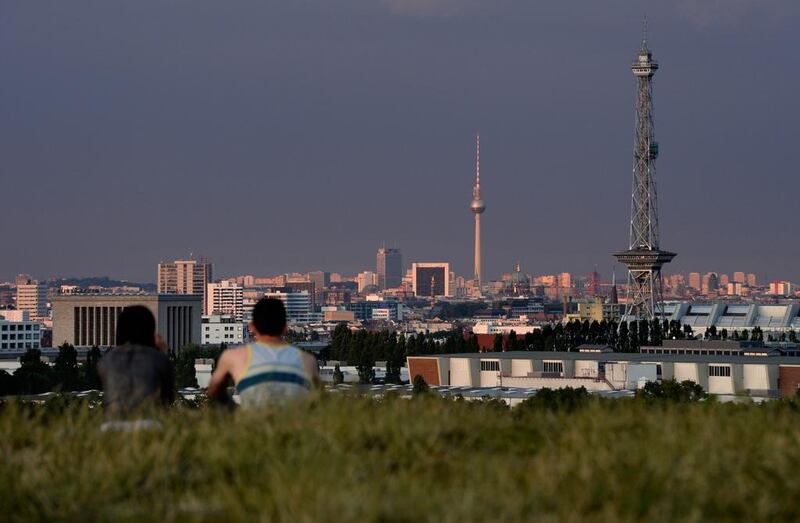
[407,349,800,399]
[52,294,202,352]
[0,310,42,351]
[201,315,245,345]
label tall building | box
[470,135,486,292]
[262,291,312,323]
[357,271,378,293]
[733,272,746,284]
[614,29,676,320]
[52,294,202,351]
[377,248,403,289]
[158,259,213,312]
[206,281,244,321]
[688,272,701,291]
[747,273,757,287]
[412,263,450,297]
[15,277,48,321]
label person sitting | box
[207,298,320,408]
[98,305,175,420]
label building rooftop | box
[413,350,800,366]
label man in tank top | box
[207,298,320,407]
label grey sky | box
[1,1,798,283]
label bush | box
[412,374,429,395]
[516,386,591,413]
[636,380,707,403]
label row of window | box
[1,333,39,341]
[480,361,500,372]
[709,365,732,377]
[0,324,39,331]
[543,361,564,374]
[0,342,38,350]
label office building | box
[206,281,244,321]
[733,272,746,284]
[262,291,312,324]
[412,263,450,297]
[16,277,48,321]
[52,294,202,352]
[377,248,403,290]
[348,297,404,321]
[157,259,212,312]
[769,281,794,296]
[202,315,245,345]
[688,272,701,291]
[357,271,378,293]
[0,310,42,351]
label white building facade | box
[202,315,246,345]
[206,281,244,321]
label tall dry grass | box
[2,394,800,522]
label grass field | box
[2,393,800,522]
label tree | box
[172,344,199,388]
[14,349,53,394]
[492,333,504,353]
[618,322,630,352]
[412,374,429,395]
[507,330,518,351]
[332,364,344,385]
[636,380,706,402]
[82,346,103,390]
[53,343,81,392]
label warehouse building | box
[407,349,800,399]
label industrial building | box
[407,349,800,399]
[662,302,800,336]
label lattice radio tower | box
[614,22,676,321]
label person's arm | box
[302,352,322,389]
[206,350,233,400]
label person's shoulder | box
[219,344,250,363]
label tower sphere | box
[471,198,485,214]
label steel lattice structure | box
[614,32,676,321]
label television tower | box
[614,24,676,321]
[470,134,486,292]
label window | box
[480,360,500,372]
[543,361,564,374]
[709,365,731,377]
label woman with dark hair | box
[98,305,175,418]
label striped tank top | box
[235,342,312,408]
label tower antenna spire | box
[475,133,481,193]
[642,15,648,48]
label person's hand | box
[155,333,169,353]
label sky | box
[1,0,799,284]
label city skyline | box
[1,2,799,282]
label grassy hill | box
[1,393,800,522]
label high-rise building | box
[701,272,719,295]
[206,281,244,321]
[412,263,450,297]
[614,29,675,320]
[261,291,312,323]
[52,294,202,351]
[15,277,48,321]
[747,273,757,287]
[470,135,486,293]
[357,271,378,293]
[688,272,701,291]
[158,259,213,312]
[377,248,403,289]
[307,271,330,291]
[719,274,730,287]
[733,272,746,284]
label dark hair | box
[116,305,157,347]
[252,298,287,336]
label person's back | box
[236,341,313,408]
[98,306,175,419]
[207,298,320,408]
